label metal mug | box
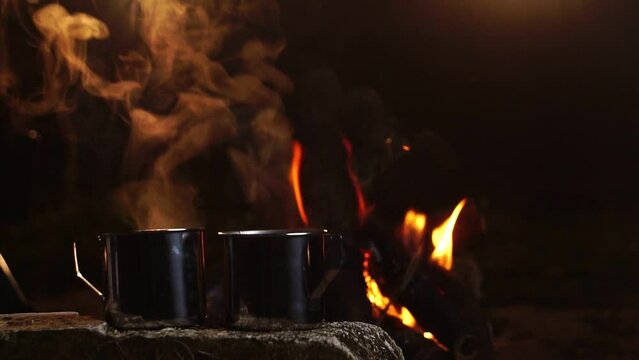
[79,228,207,329]
[220,229,343,328]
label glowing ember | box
[402,209,427,253]
[431,198,467,271]
[362,251,421,330]
[424,331,448,351]
[401,145,411,152]
[290,140,309,225]
[342,137,371,224]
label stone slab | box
[0,313,403,360]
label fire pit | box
[0,0,499,359]
[352,200,494,359]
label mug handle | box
[310,233,344,300]
[73,242,105,300]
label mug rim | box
[100,228,204,237]
[217,229,328,236]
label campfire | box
[284,129,493,358]
[358,199,492,358]
[362,201,468,351]
[0,0,495,359]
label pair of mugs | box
[95,228,342,329]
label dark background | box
[277,0,639,308]
[1,0,638,326]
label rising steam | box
[1,0,293,229]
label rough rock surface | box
[0,312,404,360]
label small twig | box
[73,242,104,298]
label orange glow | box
[342,137,370,224]
[290,140,309,225]
[402,209,427,253]
[362,251,421,330]
[431,199,467,271]
[401,145,411,152]
[424,332,448,351]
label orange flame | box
[290,140,309,225]
[342,137,370,224]
[362,251,420,330]
[423,331,448,350]
[431,199,467,271]
[363,251,448,350]
[402,209,427,253]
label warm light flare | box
[0,251,28,305]
[431,199,467,271]
[402,209,427,252]
[342,137,371,224]
[290,140,309,225]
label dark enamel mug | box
[220,229,343,328]
[96,228,206,329]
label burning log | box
[365,244,489,359]
[398,267,491,359]
[424,262,493,347]
[380,316,449,360]
[358,194,494,359]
